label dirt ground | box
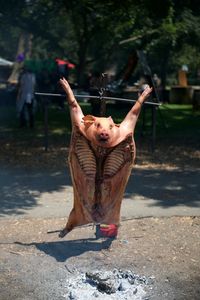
[1,216,200,300]
[0,134,200,299]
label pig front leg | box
[120,85,153,133]
[59,78,84,127]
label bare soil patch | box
[1,217,200,299]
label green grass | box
[107,103,200,140]
[155,104,200,138]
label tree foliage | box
[0,0,199,85]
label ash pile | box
[64,269,154,300]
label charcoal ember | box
[128,277,135,285]
[86,271,120,294]
[118,270,136,284]
[133,287,138,294]
[118,270,152,286]
[97,279,120,294]
[138,275,148,284]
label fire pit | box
[64,269,154,299]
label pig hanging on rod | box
[59,78,152,238]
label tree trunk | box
[76,41,88,87]
[8,32,33,84]
[160,49,170,90]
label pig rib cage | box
[35,92,161,106]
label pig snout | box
[99,131,109,140]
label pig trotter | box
[59,228,69,238]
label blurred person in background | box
[16,67,36,128]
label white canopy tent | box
[0,57,14,67]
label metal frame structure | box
[35,91,161,152]
[35,92,161,106]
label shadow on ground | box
[125,168,200,207]
[0,166,71,216]
[15,238,114,262]
[0,164,200,217]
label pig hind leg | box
[59,208,78,238]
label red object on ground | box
[99,224,118,238]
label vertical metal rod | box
[44,99,49,152]
[99,73,108,116]
[100,99,106,116]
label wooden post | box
[100,98,106,116]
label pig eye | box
[96,123,101,128]
[109,124,113,129]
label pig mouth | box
[97,136,110,143]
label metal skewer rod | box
[35,92,161,106]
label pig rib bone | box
[75,136,96,177]
[104,147,126,177]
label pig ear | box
[108,116,118,126]
[108,116,114,122]
[82,115,96,125]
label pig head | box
[81,115,120,148]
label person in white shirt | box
[17,67,36,128]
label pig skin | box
[59,127,135,237]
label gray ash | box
[64,269,154,300]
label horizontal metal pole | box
[35,92,161,106]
